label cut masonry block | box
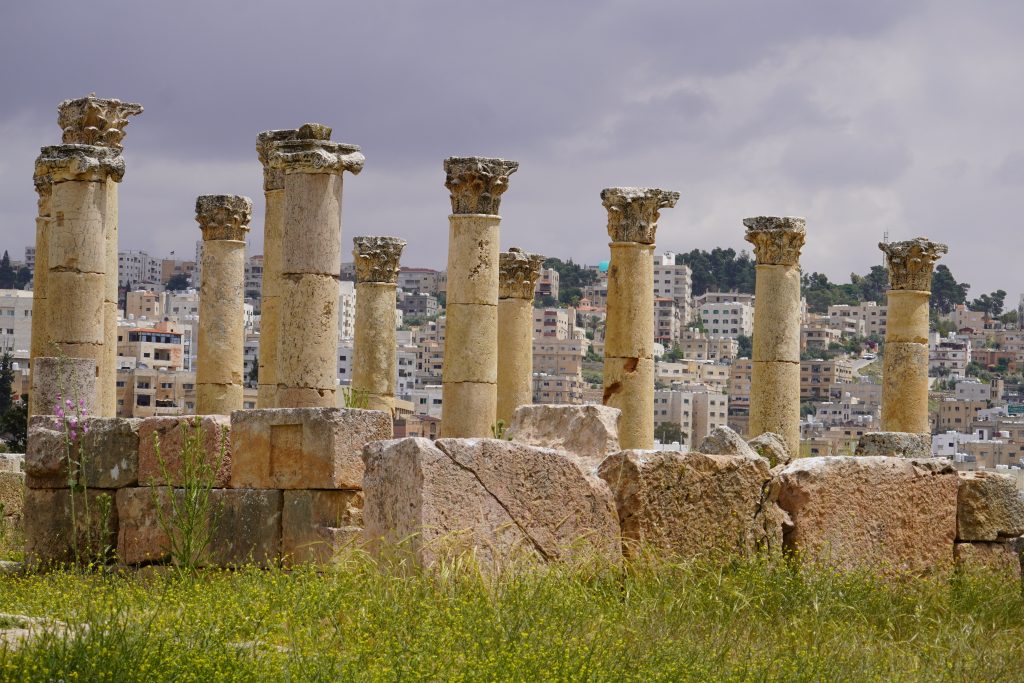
[956,471,1024,541]
[282,489,363,565]
[24,487,118,566]
[137,415,232,487]
[506,404,620,468]
[26,416,140,489]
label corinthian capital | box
[257,129,299,191]
[267,123,364,176]
[601,187,679,244]
[35,145,125,183]
[879,237,948,291]
[57,94,143,151]
[743,216,806,266]
[353,236,407,284]
[195,195,253,241]
[499,248,545,300]
[444,157,519,215]
[33,168,53,215]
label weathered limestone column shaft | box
[28,172,52,417]
[35,144,125,412]
[744,216,806,457]
[352,236,406,416]
[268,123,364,408]
[496,247,544,425]
[57,94,143,417]
[255,128,298,408]
[195,195,252,415]
[440,157,519,438]
[879,238,948,434]
[601,188,679,449]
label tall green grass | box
[0,552,1021,681]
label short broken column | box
[57,94,143,417]
[879,238,948,435]
[268,124,365,408]
[255,128,298,408]
[28,172,52,417]
[496,247,544,426]
[601,187,679,450]
[744,216,806,457]
[195,195,252,415]
[352,236,406,416]
[439,157,519,438]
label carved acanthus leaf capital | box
[35,145,125,184]
[353,236,407,284]
[601,187,679,244]
[33,169,53,215]
[444,157,519,215]
[879,237,948,291]
[267,123,364,176]
[743,216,806,266]
[499,247,545,300]
[57,94,143,151]
[195,195,253,241]
[257,129,299,191]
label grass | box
[0,552,1022,681]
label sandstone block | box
[855,432,931,458]
[748,432,791,467]
[954,541,1022,576]
[282,489,363,565]
[0,470,24,519]
[115,486,173,566]
[26,416,139,489]
[137,416,231,487]
[956,471,1024,541]
[506,404,620,467]
[230,408,392,489]
[362,438,620,567]
[777,457,957,573]
[699,426,759,459]
[24,488,118,566]
[598,450,783,558]
[30,356,99,418]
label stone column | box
[601,188,679,450]
[255,128,298,408]
[28,171,52,417]
[744,216,806,457]
[496,247,544,425]
[879,238,948,435]
[268,124,364,408]
[352,236,406,416]
[195,195,253,415]
[439,157,519,438]
[57,94,143,417]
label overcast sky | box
[1,1,1021,304]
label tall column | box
[34,144,124,407]
[268,124,364,408]
[879,238,947,435]
[601,187,679,450]
[255,128,298,408]
[352,236,406,416]
[28,171,52,417]
[195,195,252,415]
[744,216,806,457]
[439,157,518,438]
[57,94,143,417]
[496,247,544,425]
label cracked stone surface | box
[506,404,621,469]
[957,471,1024,541]
[361,437,620,568]
[699,426,759,460]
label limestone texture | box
[444,157,518,215]
[442,303,498,383]
[26,416,139,489]
[598,450,784,557]
[855,432,931,458]
[748,360,801,457]
[881,342,930,434]
[603,243,655,359]
[699,426,758,459]
[750,265,802,363]
[880,238,947,292]
[496,297,534,425]
[437,382,498,439]
[279,173,343,275]
[24,488,118,566]
[137,416,231,487]
[282,489,364,565]
[352,281,399,415]
[506,404,621,468]
[953,541,1022,576]
[277,273,341,406]
[747,432,792,467]
[0,469,24,522]
[115,486,173,565]
[776,456,957,572]
[362,437,620,567]
[885,290,931,344]
[230,408,392,489]
[602,356,654,450]
[956,471,1024,541]
[29,356,98,419]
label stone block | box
[956,471,1024,541]
[230,408,392,489]
[282,490,363,565]
[26,416,139,489]
[137,416,231,487]
[855,432,931,458]
[30,356,99,418]
[0,454,22,473]
[506,404,620,468]
[362,437,620,567]
[777,457,957,573]
[115,486,173,566]
[0,469,24,517]
[747,432,791,467]
[699,426,759,459]
[24,488,118,566]
[954,541,1022,576]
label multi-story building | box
[698,301,753,339]
[338,281,356,340]
[0,289,33,354]
[929,332,971,378]
[694,291,755,309]
[24,246,35,273]
[125,290,163,320]
[956,379,1002,403]
[533,338,584,376]
[652,252,692,324]
[800,358,853,401]
[116,368,196,417]
[802,424,869,456]
[534,307,578,340]
[801,323,842,352]
[827,302,887,338]
[653,383,728,447]
[535,267,559,301]
[244,255,263,304]
[676,328,738,361]
[948,304,989,332]
[408,385,443,418]
[118,250,163,289]
[936,398,989,433]
[581,279,608,309]
[117,321,186,372]
[161,258,196,287]
[398,268,446,295]
[728,358,753,413]
[813,393,878,428]
[165,290,200,321]
[397,291,440,319]
[653,297,682,345]
[532,372,585,404]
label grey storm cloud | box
[0,0,1021,303]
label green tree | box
[654,422,685,444]
[969,289,1007,318]
[0,351,13,414]
[165,272,192,291]
[0,252,15,289]
[850,265,889,304]
[737,334,752,358]
[15,266,31,289]
[930,265,969,315]
[542,258,599,306]
[0,395,27,452]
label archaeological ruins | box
[3,94,1021,576]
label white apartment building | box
[245,255,263,303]
[956,379,999,402]
[339,281,357,340]
[827,301,887,338]
[930,332,971,378]
[118,250,164,289]
[694,291,755,309]
[654,297,682,345]
[699,301,754,339]
[0,289,33,354]
[652,252,692,324]
[653,383,728,447]
[409,385,443,417]
[534,307,580,340]
[397,268,446,294]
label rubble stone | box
[699,426,758,459]
[956,471,1024,541]
[137,416,231,487]
[506,404,621,467]
[954,541,1022,575]
[747,432,791,467]
[855,431,931,458]
[282,489,363,565]
[26,416,139,489]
